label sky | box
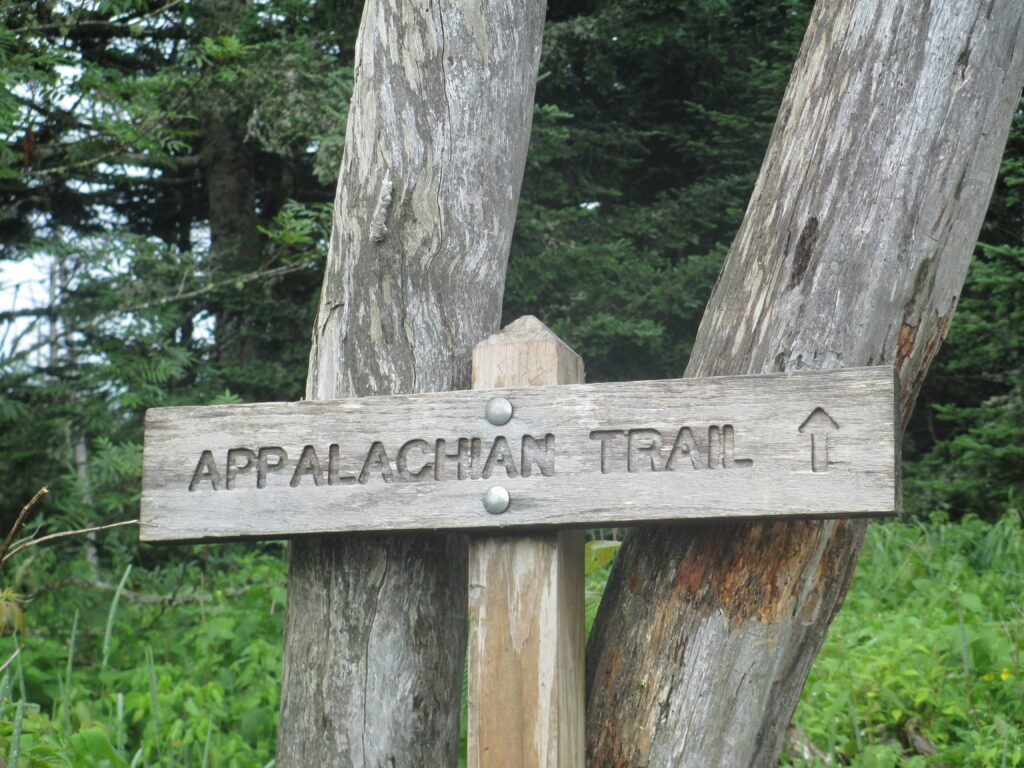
[1,255,50,361]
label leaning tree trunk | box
[586,3,1024,766]
[276,1,545,766]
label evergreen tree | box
[0,0,359,533]
[1,0,1021,539]
[507,0,813,381]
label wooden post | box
[468,315,585,768]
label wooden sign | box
[140,366,899,542]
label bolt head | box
[484,396,513,426]
[482,486,511,515]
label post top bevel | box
[473,315,582,357]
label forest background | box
[0,0,1021,765]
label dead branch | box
[0,519,139,567]
[0,487,48,565]
[0,647,21,676]
[34,577,284,606]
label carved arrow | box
[798,407,839,472]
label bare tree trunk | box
[276,1,546,766]
[586,3,1024,766]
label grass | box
[0,513,1020,766]
[784,512,1023,766]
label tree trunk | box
[196,0,265,379]
[586,4,1024,767]
[277,1,546,766]
[205,116,262,375]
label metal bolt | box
[484,396,513,426]
[482,486,511,515]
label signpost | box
[141,350,898,544]
[466,315,587,768]
[140,315,900,767]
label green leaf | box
[959,592,983,614]
[69,725,129,767]
[585,540,621,575]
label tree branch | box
[23,64,209,179]
[120,262,313,313]
[14,0,188,39]
[0,519,139,567]
[0,487,48,565]
[0,261,312,325]
[0,305,57,322]
[0,648,21,676]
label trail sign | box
[139,317,902,767]
[140,365,899,543]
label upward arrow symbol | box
[798,407,839,472]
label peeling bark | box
[586,3,1024,766]
[276,1,546,766]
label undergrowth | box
[784,512,1023,767]
[0,544,286,767]
[0,515,1020,766]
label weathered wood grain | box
[585,3,1024,767]
[141,366,898,541]
[274,1,547,765]
[467,315,585,768]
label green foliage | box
[506,0,813,381]
[0,587,25,636]
[783,514,1024,766]
[0,546,287,766]
[0,1,1023,761]
[584,538,621,633]
[0,0,354,535]
[1,515,1019,764]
